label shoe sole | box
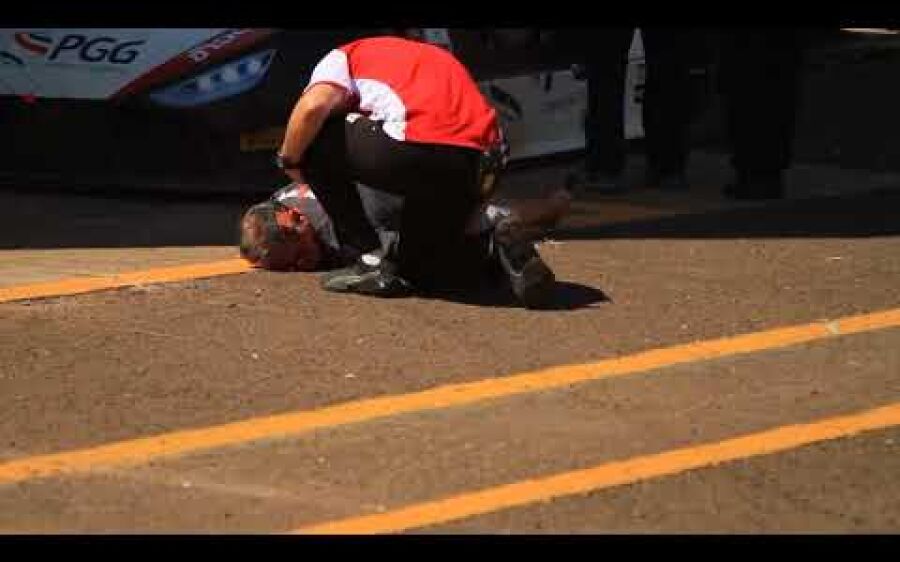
[494,219,557,309]
[503,252,556,309]
[322,274,364,292]
[322,272,412,298]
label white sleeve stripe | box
[306,48,354,95]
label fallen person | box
[239,181,571,308]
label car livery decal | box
[13,32,52,56]
[111,28,276,100]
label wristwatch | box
[274,151,303,170]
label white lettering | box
[187,29,253,63]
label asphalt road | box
[1,171,898,533]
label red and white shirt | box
[304,36,500,153]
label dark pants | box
[304,113,482,289]
[356,184,497,293]
[715,28,804,180]
[582,27,693,177]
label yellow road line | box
[0,259,254,304]
[0,307,898,487]
[294,402,900,534]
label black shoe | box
[321,255,412,298]
[723,173,785,200]
[492,216,556,309]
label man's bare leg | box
[467,187,572,238]
[479,188,572,309]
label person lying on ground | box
[238,181,571,308]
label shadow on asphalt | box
[426,280,611,311]
[557,189,900,241]
[1,188,898,252]
[0,189,256,250]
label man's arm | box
[277,83,349,182]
